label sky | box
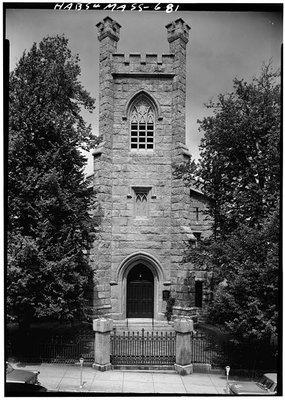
[6,6,282,176]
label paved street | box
[8,363,234,394]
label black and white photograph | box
[4,2,282,396]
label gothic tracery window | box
[133,187,150,218]
[130,96,155,150]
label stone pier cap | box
[166,18,191,44]
[93,318,113,333]
[96,16,121,42]
[174,318,194,333]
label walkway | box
[9,363,234,394]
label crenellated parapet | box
[112,53,174,76]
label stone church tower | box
[90,17,211,327]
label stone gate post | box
[174,318,194,375]
[92,318,113,371]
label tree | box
[173,156,198,185]
[7,35,98,328]
[186,65,280,368]
[199,65,280,236]
[203,210,279,369]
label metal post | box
[226,365,230,393]
[79,357,84,388]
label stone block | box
[174,318,193,333]
[93,318,113,333]
[98,291,108,299]
[92,363,113,372]
[174,363,193,375]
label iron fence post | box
[79,357,84,388]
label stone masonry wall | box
[110,72,174,319]
[91,17,211,321]
[165,19,194,310]
[90,18,121,317]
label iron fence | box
[7,333,94,364]
[192,331,229,366]
[111,328,176,366]
[7,327,230,367]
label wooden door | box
[127,280,154,318]
[127,263,154,318]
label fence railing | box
[111,328,176,366]
[7,333,94,364]
[192,331,230,366]
[7,328,230,367]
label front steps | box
[113,318,175,333]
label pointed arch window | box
[130,96,155,150]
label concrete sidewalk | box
[9,362,234,394]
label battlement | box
[112,53,174,75]
[96,16,121,42]
[166,18,190,44]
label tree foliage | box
[188,65,280,366]
[199,65,280,236]
[7,36,98,326]
[173,156,198,186]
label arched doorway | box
[127,264,154,318]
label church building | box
[89,17,212,329]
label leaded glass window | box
[130,97,155,150]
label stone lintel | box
[174,363,193,375]
[93,318,113,333]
